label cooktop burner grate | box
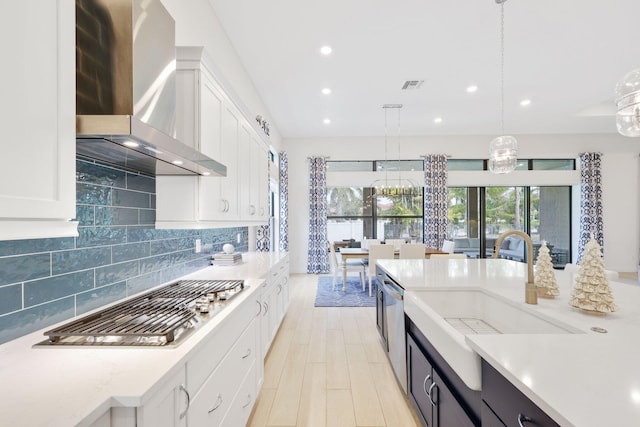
[41,279,244,346]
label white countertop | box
[378,258,640,427]
[0,252,287,427]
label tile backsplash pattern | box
[0,159,248,345]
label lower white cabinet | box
[188,320,256,426]
[136,367,188,427]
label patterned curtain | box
[256,155,271,252]
[578,152,604,261]
[256,225,270,252]
[423,154,449,249]
[307,157,329,273]
[279,151,289,252]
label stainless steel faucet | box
[492,230,537,305]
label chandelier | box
[368,105,421,206]
[615,68,640,137]
[488,0,517,174]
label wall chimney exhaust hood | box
[75,0,226,177]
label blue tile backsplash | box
[0,158,248,345]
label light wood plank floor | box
[248,274,421,427]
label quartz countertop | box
[377,258,640,426]
[0,251,287,427]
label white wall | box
[284,134,640,274]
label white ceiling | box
[208,0,640,139]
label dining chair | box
[362,239,379,250]
[328,242,366,291]
[441,239,456,254]
[399,243,426,259]
[429,253,468,259]
[367,244,395,296]
[385,239,406,251]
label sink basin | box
[404,289,582,390]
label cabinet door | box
[407,334,436,427]
[0,0,77,239]
[238,124,253,220]
[432,370,475,427]
[137,368,188,427]
[218,105,240,218]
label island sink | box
[404,288,583,391]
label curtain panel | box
[307,157,329,273]
[423,154,449,249]
[256,157,271,252]
[578,152,604,261]
[279,151,289,252]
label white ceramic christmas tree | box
[534,241,559,297]
[569,236,617,314]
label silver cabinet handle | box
[428,382,437,406]
[208,394,223,414]
[242,348,252,359]
[277,284,282,295]
[224,200,229,212]
[242,394,252,408]
[179,384,190,419]
[264,302,269,314]
[422,374,432,396]
[518,413,532,427]
[249,205,256,215]
[256,300,262,317]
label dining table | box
[338,246,449,292]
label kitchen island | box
[0,251,288,427]
[377,257,640,426]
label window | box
[327,186,424,244]
[448,186,571,267]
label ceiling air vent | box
[401,80,424,90]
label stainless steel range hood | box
[75,0,226,177]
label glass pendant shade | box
[615,68,640,137]
[488,135,518,174]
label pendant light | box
[615,68,640,137]
[489,0,517,174]
[368,105,420,204]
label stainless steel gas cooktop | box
[37,279,244,347]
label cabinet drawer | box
[188,295,256,394]
[189,320,256,425]
[220,362,258,427]
[481,360,559,427]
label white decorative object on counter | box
[223,243,235,254]
[534,241,559,298]
[569,236,617,314]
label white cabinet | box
[156,46,268,228]
[239,129,270,222]
[257,256,290,368]
[137,367,188,427]
[0,0,77,240]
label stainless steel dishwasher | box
[380,273,407,393]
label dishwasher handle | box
[382,280,403,301]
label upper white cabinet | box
[0,0,77,240]
[156,47,268,228]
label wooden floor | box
[248,273,421,427]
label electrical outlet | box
[195,239,201,253]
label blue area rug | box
[314,275,375,307]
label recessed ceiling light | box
[320,45,332,55]
[123,141,139,148]
[323,118,331,125]
[466,85,478,93]
[433,117,443,124]
[172,160,183,165]
[321,88,331,95]
[520,99,532,107]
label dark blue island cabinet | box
[481,360,560,427]
[406,320,481,427]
